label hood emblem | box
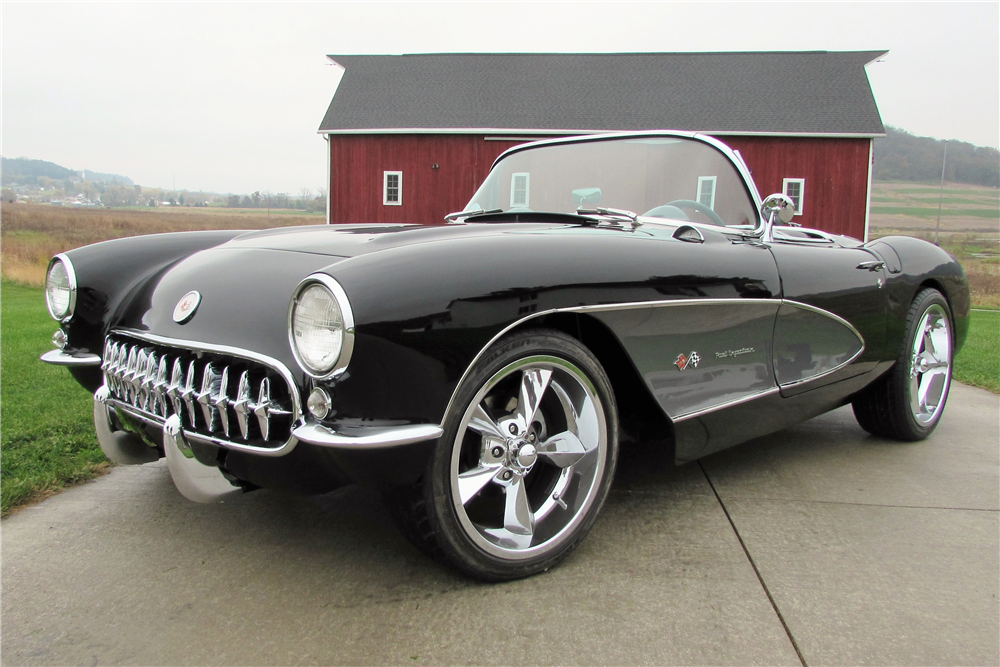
[674,351,700,371]
[173,291,202,323]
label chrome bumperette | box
[292,422,443,450]
[40,349,102,366]
[101,331,300,456]
[162,414,241,503]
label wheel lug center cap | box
[515,443,537,468]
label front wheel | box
[386,330,619,581]
[853,288,954,440]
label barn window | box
[383,171,402,206]
[510,173,530,208]
[696,176,717,210]
[782,178,805,215]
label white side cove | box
[864,138,874,242]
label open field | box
[870,181,999,308]
[0,203,324,286]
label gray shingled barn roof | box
[318,51,886,136]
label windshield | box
[465,137,758,227]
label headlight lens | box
[45,256,76,321]
[289,276,354,378]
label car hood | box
[222,222,596,257]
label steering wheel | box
[661,199,727,227]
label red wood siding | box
[720,136,872,239]
[328,134,872,240]
[329,135,545,226]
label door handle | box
[856,260,885,272]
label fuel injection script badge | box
[674,352,701,371]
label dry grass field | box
[869,181,999,308]
[0,203,324,286]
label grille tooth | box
[255,378,272,441]
[214,366,231,437]
[233,371,252,440]
[101,340,113,371]
[168,358,185,418]
[182,360,198,428]
[139,352,158,412]
[153,356,169,417]
[197,363,221,432]
[123,347,138,402]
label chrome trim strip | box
[440,297,867,426]
[292,422,444,450]
[40,349,102,366]
[672,387,782,422]
[438,298,783,423]
[287,273,356,380]
[45,253,78,322]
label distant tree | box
[148,198,156,207]
[2,187,16,203]
[227,194,241,207]
[251,191,261,208]
[241,195,252,207]
[134,184,142,194]
[178,193,185,205]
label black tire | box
[384,329,619,581]
[853,288,954,441]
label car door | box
[767,231,887,396]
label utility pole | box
[934,140,948,246]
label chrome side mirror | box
[762,193,796,224]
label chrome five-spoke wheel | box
[386,329,618,581]
[908,303,952,425]
[451,355,609,559]
[853,288,954,441]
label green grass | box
[1,281,108,515]
[870,207,1000,219]
[954,310,1000,393]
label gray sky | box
[3,2,998,194]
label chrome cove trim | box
[771,228,839,244]
[46,253,78,322]
[292,422,444,450]
[40,349,102,366]
[776,300,866,389]
[440,297,866,427]
[439,298,783,423]
[287,273,356,380]
[672,387,782,422]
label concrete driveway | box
[2,382,997,666]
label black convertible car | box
[42,132,968,580]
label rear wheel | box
[853,288,954,440]
[385,330,618,581]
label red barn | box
[318,51,886,240]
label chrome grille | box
[101,334,295,449]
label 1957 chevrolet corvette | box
[42,132,968,580]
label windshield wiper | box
[444,207,503,221]
[576,207,642,228]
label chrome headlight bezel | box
[287,273,355,380]
[45,253,78,322]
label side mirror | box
[762,193,796,224]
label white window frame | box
[510,172,530,208]
[696,176,717,210]
[383,171,402,206]
[782,178,805,215]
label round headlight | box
[45,255,77,321]
[288,275,355,378]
